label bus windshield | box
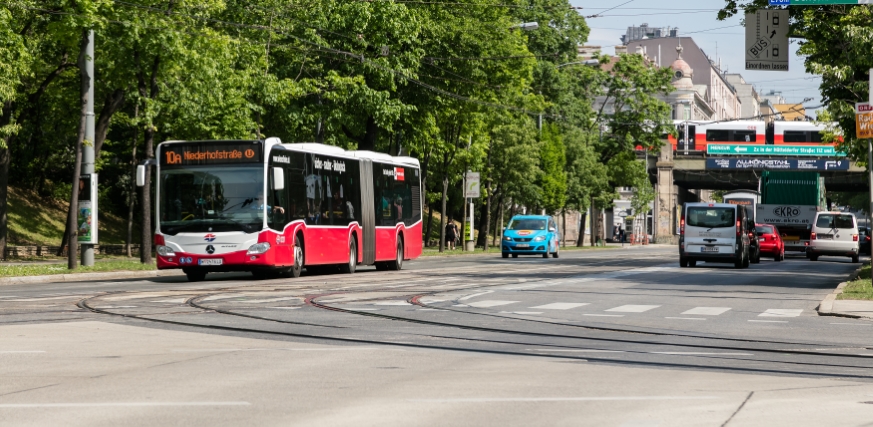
[159,166,265,235]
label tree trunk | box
[140,126,154,264]
[0,148,8,261]
[481,190,492,251]
[439,176,448,252]
[577,211,587,247]
[67,30,91,270]
[424,205,434,247]
[126,105,139,258]
[492,194,504,247]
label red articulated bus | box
[141,138,422,282]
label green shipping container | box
[760,171,826,209]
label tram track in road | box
[74,278,873,381]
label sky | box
[570,0,823,113]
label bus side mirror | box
[135,165,146,187]
[272,167,284,191]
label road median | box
[817,264,873,319]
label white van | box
[807,212,860,263]
[679,202,751,269]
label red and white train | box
[138,138,422,282]
[665,120,839,151]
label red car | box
[756,224,785,261]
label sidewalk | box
[817,267,873,320]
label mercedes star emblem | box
[206,245,215,254]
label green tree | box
[538,123,567,214]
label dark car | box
[756,223,784,261]
[860,226,871,255]
[747,217,761,264]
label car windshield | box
[686,207,735,228]
[507,219,547,230]
[159,166,265,235]
[815,214,854,229]
[755,225,773,234]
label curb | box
[816,265,867,319]
[0,269,186,286]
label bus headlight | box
[247,242,271,255]
[534,235,546,242]
[156,245,175,257]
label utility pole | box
[81,30,96,267]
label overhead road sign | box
[706,158,849,171]
[856,102,873,139]
[706,144,845,156]
[745,10,789,71]
[770,0,872,5]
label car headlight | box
[247,242,271,255]
[156,245,175,256]
[503,236,512,241]
[533,235,546,242]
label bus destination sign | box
[161,141,262,166]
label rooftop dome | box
[671,45,693,90]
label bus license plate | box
[516,244,530,248]
[700,247,718,253]
[198,259,223,266]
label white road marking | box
[759,309,803,317]
[606,305,660,313]
[682,307,731,316]
[665,317,706,321]
[150,298,189,304]
[652,352,753,356]
[407,396,718,403]
[0,402,251,408]
[94,306,138,309]
[418,308,438,311]
[418,298,447,304]
[201,295,242,302]
[530,303,589,310]
[373,301,412,306]
[584,314,624,317]
[173,348,380,353]
[467,300,519,308]
[748,320,788,323]
[0,351,46,354]
[458,291,493,301]
[502,265,676,290]
[830,322,868,325]
[238,297,302,304]
[528,349,624,353]
[3,296,83,302]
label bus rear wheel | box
[386,240,404,271]
[339,239,357,274]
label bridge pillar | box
[654,144,678,245]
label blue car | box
[501,215,560,258]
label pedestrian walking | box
[445,218,458,250]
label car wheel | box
[774,253,780,262]
[852,254,860,263]
[752,249,760,264]
[810,255,819,261]
[512,254,518,258]
[502,252,509,259]
[542,251,549,258]
[552,248,559,258]
[339,239,357,274]
[734,253,744,269]
[743,251,750,268]
[679,258,688,268]
[689,260,697,267]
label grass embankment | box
[838,264,873,301]
[8,186,128,246]
[0,259,155,277]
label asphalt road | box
[2,246,872,426]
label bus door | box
[358,158,376,265]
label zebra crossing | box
[447,299,806,319]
